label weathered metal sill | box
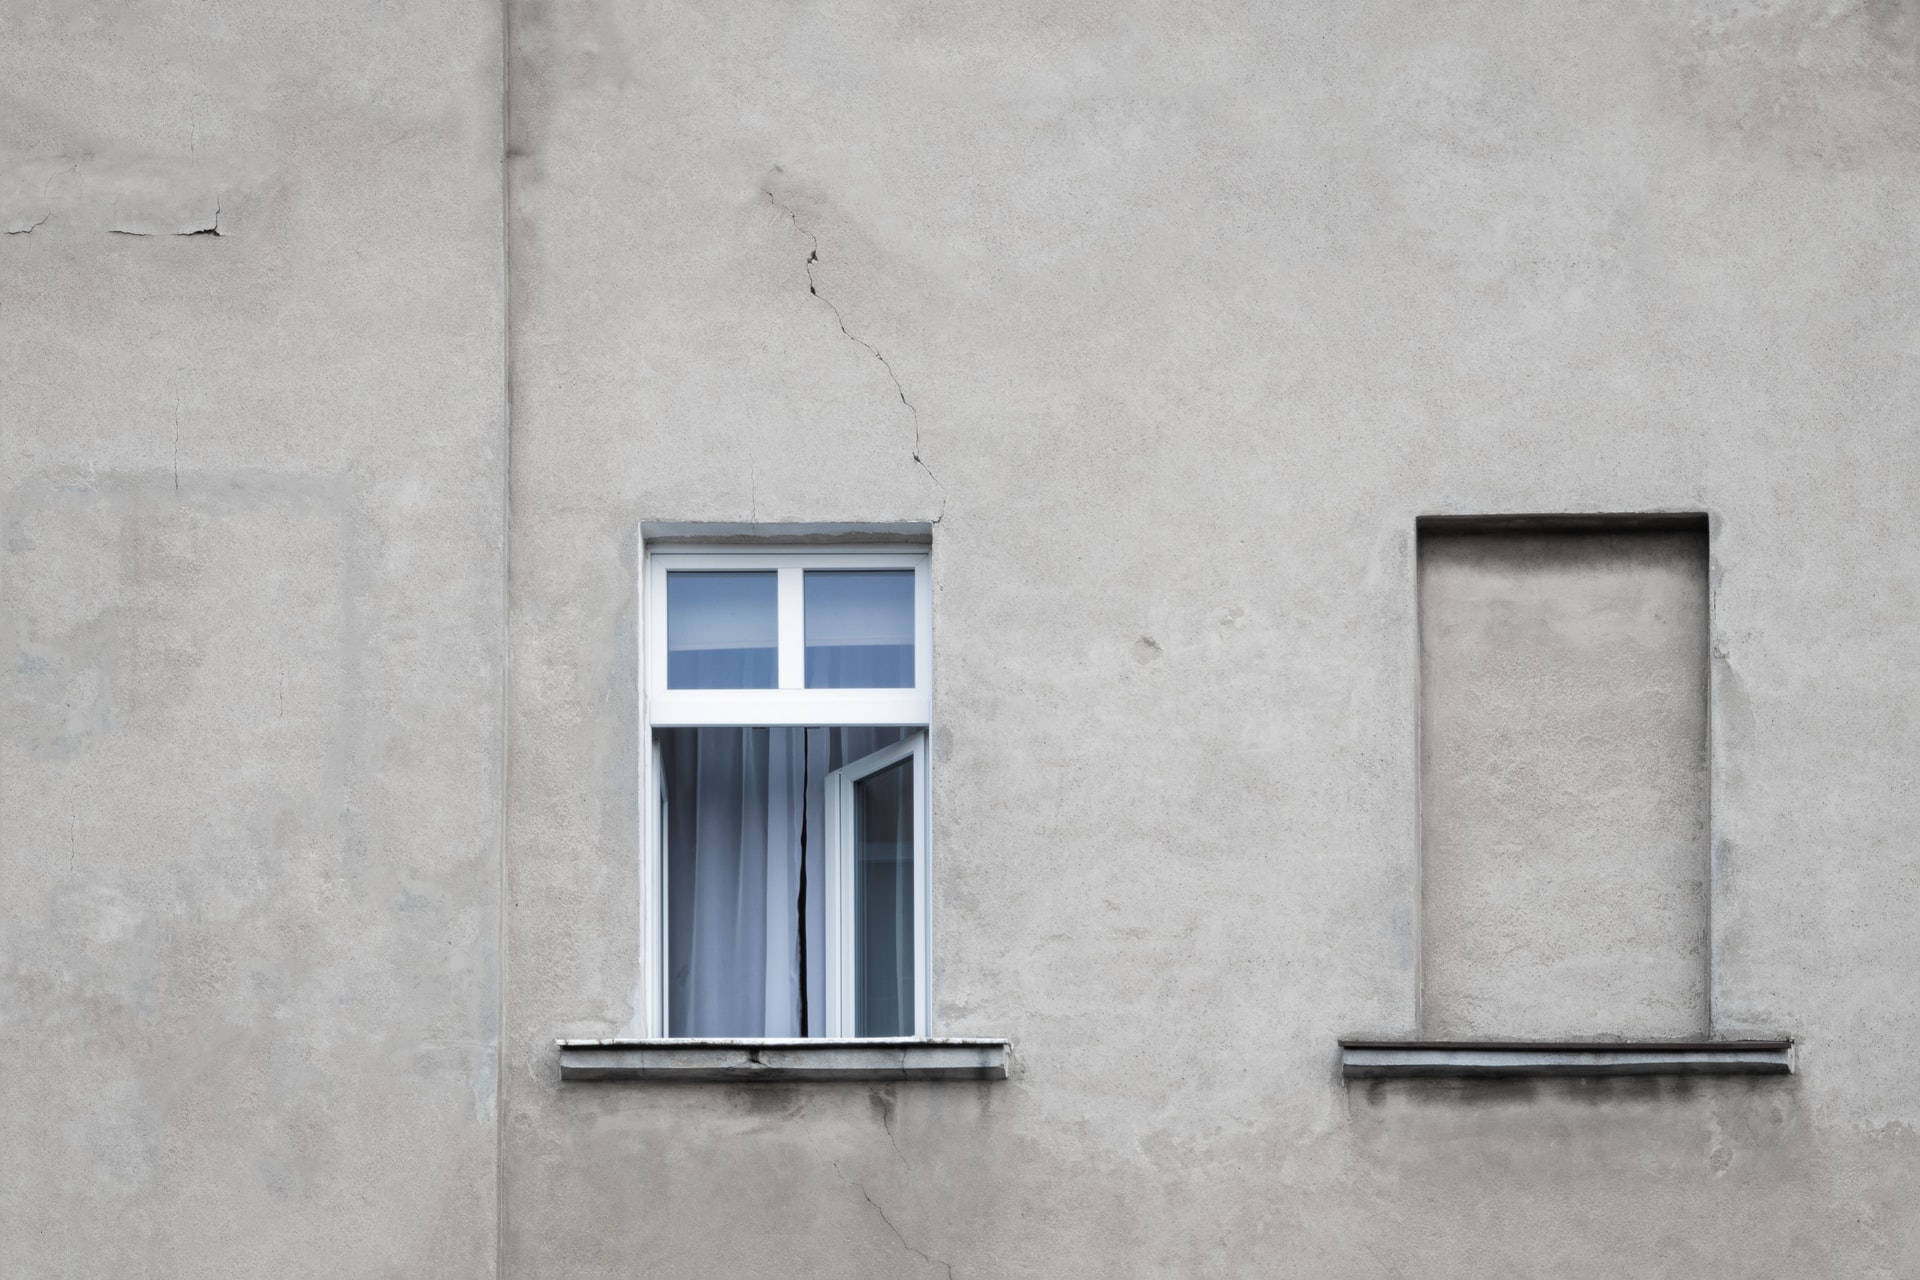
[557,1037,1011,1082]
[1339,1039,1794,1080]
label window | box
[643,547,931,1039]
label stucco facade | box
[7,1,1920,1274]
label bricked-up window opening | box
[645,546,931,1039]
[1417,516,1711,1040]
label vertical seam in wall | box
[496,0,514,1269]
[1703,517,1716,1036]
[1410,524,1426,1038]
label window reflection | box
[667,571,777,689]
[853,756,914,1036]
[805,570,914,688]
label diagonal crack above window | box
[763,189,947,519]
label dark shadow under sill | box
[1340,1039,1794,1080]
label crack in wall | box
[871,1087,908,1167]
[851,1175,955,1280]
[799,1105,956,1279]
[763,189,947,520]
[7,162,72,232]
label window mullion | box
[777,566,804,690]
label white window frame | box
[645,549,931,727]
[639,544,932,1038]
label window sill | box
[557,1037,1011,1082]
[1339,1039,1794,1080]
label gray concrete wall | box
[1419,527,1710,1039]
[12,0,1920,1275]
[1,0,505,1274]
[502,2,1920,1275]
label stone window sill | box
[557,1037,1011,1082]
[1339,1039,1794,1080]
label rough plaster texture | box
[1419,528,1710,1039]
[503,2,1920,1275]
[1,0,505,1274]
[11,0,1920,1275]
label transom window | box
[644,547,931,1038]
[647,551,930,727]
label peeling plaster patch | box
[109,198,221,237]
[761,179,948,518]
[2,154,246,236]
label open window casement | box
[643,546,932,1039]
[824,732,928,1038]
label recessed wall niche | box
[1417,516,1710,1040]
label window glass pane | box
[805,570,914,688]
[661,727,787,1037]
[853,756,915,1036]
[661,726,911,1039]
[667,571,777,689]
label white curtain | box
[663,726,902,1037]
